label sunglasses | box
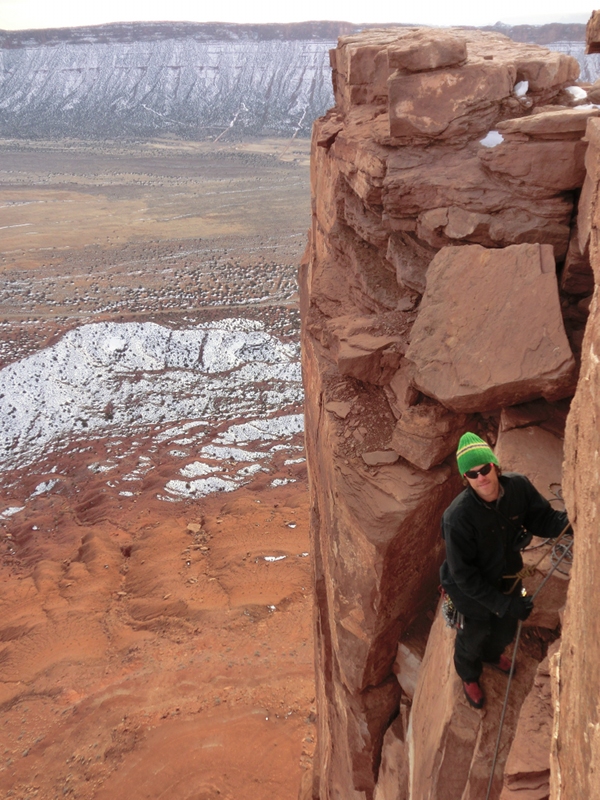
[464,463,493,480]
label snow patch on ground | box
[1,506,25,518]
[0,318,305,506]
[236,464,263,477]
[164,476,240,498]
[0,318,302,472]
[179,462,223,478]
[200,444,269,462]
[272,478,296,487]
[216,414,304,444]
[30,479,59,497]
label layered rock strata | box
[551,15,600,793]
[301,26,594,800]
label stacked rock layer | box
[300,26,596,800]
[552,11,600,797]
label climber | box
[439,432,569,710]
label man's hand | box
[508,594,534,620]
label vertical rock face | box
[500,650,557,800]
[554,112,600,796]
[301,25,593,800]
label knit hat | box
[456,432,499,476]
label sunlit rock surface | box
[406,244,576,412]
[301,24,592,800]
[500,650,556,800]
[555,108,600,796]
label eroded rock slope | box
[301,26,595,800]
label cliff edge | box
[300,25,597,800]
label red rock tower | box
[301,25,596,799]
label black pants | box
[454,613,518,682]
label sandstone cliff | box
[300,26,596,800]
[550,12,600,798]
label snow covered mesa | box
[0,22,338,139]
[1,21,598,139]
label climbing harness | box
[484,535,574,800]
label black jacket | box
[440,472,568,620]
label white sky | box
[0,0,593,31]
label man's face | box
[464,463,500,502]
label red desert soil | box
[0,137,314,799]
[0,466,314,800]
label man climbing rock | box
[440,432,569,709]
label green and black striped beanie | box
[456,432,499,476]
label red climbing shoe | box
[486,655,513,675]
[463,680,484,709]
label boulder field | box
[300,22,599,800]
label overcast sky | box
[0,0,593,31]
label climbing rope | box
[551,534,574,575]
[484,537,574,800]
[503,521,572,594]
[546,487,573,574]
[520,486,567,551]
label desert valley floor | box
[0,136,315,800]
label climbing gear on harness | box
[463,680,484,709]
[503,521,572,594]
[551,533,574,575]
[440,589,464,630]
[484,536,574,800]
